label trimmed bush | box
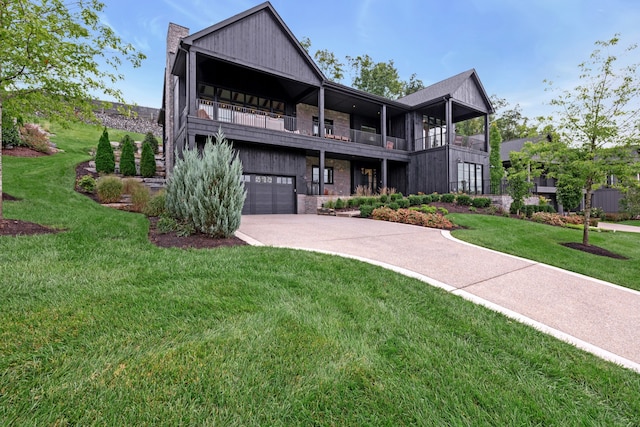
[96,175,123,203]
[143,131,159,154]
[419,205,437,214]
[371,207,454,229]
[471,197,492,208]
[2,117,21,147]
[388,202,400,210]
[456,194,472,206]
[335,198,345,209]
[140,141,156,178]
[95,128,115,174]
[390,193,403,201]
[408,195,422,206]
[359,204,374,218]
[441,193,455,203]
[347,197,360,208]
[119,135,136,176]
[379,194,389,203]
[421,194,432,204]
[143,191,166,217]
[76,175,96,193]
[165,130,246,238]
[430,193,441,202]
[397,198,410,209]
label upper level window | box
[313,117,334,136]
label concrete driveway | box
[238,214,640,373]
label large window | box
[457,162,483,194]
[312,166,334,184]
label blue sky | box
[99,0,640,119]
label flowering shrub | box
[19,123,51,153]
[531,212,566,226]
[531,212,598,227]
[371,207,454,229]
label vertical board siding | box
[193,10,319,85]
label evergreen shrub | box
[95,128,115,174]
[408,195,422,206]
[335,198,345,209]
[359,204,374,218]
[456,194,472,206]
[76,175,97,193]
[397,198,410,209]
[119,135,136,176]
[143,131,159,153]
[471,197,492,208]
[165,130,246,238]
[140,141,156,178]
[441,193,455,203]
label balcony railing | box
[415,134,486,152]
[196,99,407,151]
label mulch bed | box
[561,242,628,259]
[0,217,60,236]
[147,217,247,249]
[3,146,50,157]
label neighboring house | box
[160,1,494,214]
[500,136,635,213]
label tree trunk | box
[583,186,592,245]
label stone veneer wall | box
[296,104,350,139]
[305,157,351,196]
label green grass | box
[1,121,639,425]
[617,219,640,226]
[449,214,640,291]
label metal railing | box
[196,99,407,151]
[415,134,486,152]
[449,180,489,195]
[196,99,298,132]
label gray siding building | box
[161,2,494,214]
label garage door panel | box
[242,174,295,214]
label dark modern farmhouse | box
[160,1,494,214]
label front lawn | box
[449,213,640,291]
[1,122,639,425]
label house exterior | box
[500,137,636,213]
[160,2,494,214]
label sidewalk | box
[238,215,640,373]
[598,222,640,233]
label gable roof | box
[397,69,493,114]
[500,136,547,162]
[180,2,323,86]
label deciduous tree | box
[0,0,145,221]
[537,35,640,245]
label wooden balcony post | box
[318,86,325,138]
[319,149,325,196]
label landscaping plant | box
[95,128,115,174]
[96,175,123,203]
[140,140,156,178]
[165,129,246,238]
[119,134,136,176]
[143,131,159,154]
